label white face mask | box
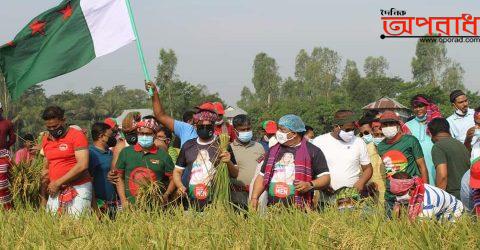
[276,131,293,144]
[339,130,355,143]
[382,126,398,139]
[455,109,466,116]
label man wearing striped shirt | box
[390,172,463,221]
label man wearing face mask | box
[213,102,237,143]
[447,90,474,144]
[173,104,238,210]
[88,122,119,217]
[312,110,372,207]
[230,114,265,209]
[41,106,91,216]
[403,94,442,185]
[376,111,429,215]
[147,82,198,148]
[358,117,385,203]
[251,114,330,209]
[115,118,175,207]
[153,124,179,164]
[108,112,141,185]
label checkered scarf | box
[57,185,78,215]
[473,188,480,217]
[193,110,218,123]
[136,118,160,133]
[404,96,443,135]
[262,138,313,208]
[390,176,425,221]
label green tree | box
[341,59,361,103]
[304,47,341,100]
[156,49,178,116]
[10,85,48,141]
[411,37,448,86]
[364,56,389,78]
[252,52,281,107]
[441,61,465,92]
[295,49,309,82]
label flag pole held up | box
[125,0,154,96]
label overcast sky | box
[1,1,479,106]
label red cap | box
[262,120,277,134]
[471,159,480,188]
[379,111,401,123]
[104,118,117,129]
[196,102,218,114]
[213,102,225,115]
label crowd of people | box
[1,83,480,222]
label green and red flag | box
[0,0,135,99]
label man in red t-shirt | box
[212,102,237,142]
[41,106,91,216]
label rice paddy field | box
[5,154,480,249]
[1,204,479,249]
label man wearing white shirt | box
[447,90,475,144]
[312,110,372,207]
[464,107,480,161]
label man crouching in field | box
[390,172,464,221]
[250,114,330,210]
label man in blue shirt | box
[147,82,197,147]
[447,90,474,144]
[89,122,119,217]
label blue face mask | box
[362,134,373,144]
[373,137,385,146]
[238,131,253,143]
[138,135,154,148]
[415,114,427,122]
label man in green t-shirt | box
[376,111,429,213]
[428,118,470,199]
[116,118,175,206]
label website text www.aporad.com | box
[419,36,480,43]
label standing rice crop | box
[10,156,44,208]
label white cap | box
[0,102,3,109]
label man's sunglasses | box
[358,131,370,137]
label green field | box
[1,205,478,249]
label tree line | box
[238,37,480,133]
[0,37,479,144]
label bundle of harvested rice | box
[135,179,165,210]
[212,134,231,206]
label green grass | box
[1,205,478,249]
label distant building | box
[363,97,412,120]
[224,106,247,124]
[115,109,153,127]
